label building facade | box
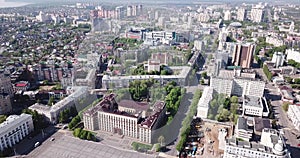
[250,6,264,23]
[83,94,166,144]
[286,48,300,63]
[237,8,246,21]
[197,87,214,119]
[232,42,256,68]
[0,114,34,151]
[0,72,13,115]
[102,66,191,89]
[210,76,265,97]
[225,129,289,158]
[242,95,269,117]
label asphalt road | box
[27,130,156,158]
[264,82,300,157]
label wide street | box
[26,130,156,158]
[264,80,300,157]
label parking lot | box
[26,131,156,158]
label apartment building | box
[237,8,246,21]
[197,87,215,119]
[250,6,264,23]
[0,114,34,151]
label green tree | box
[68,115,81,130]
[282,102,290,112]
[155,143,161,152]
[59,110,68,123]
[0,115,7,124]
[132,142,139,151]
[158,135,165,147]
[87,132,93,140]
[48,96,55,106]
[73,128,82,137]
[230,96,238,103]
[80,130,88,139]
[201,72,207,79]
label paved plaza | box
[27,131,156,158]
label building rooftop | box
[0,114,32,133]
[289,105,300,122]
[237,117,252,131]
[140,101,165,129]
[281,90,295,101]
[102,66,191,81]
[118,100,149,112]
[227,137,273,153]
[254,117,271,133]
[243,95,263,108]
[197,87,214,108]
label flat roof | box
[254,117,271,133]
[0,114,32,133]
[102,66,191,81]
[243,95,263,108]
[197,87,214,108]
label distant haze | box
[0,0,31,8]
[3,0,300,4]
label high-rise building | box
[138,5,143,15]
[232,42,256,68]
[115,6,125,19]
[132,5,138,16]
[271,52,285,68]
[154,11,160,20]
[224,10,231,21]
[250,6,264,23]
[127,6,133,17]
[157,17,165,27]
[237,8,246,21]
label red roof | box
[15,83,27,87]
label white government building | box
[0,114,34,151]
[224,128,290,158]
[83,94,166,144]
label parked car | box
[34,142,40,148]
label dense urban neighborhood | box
[0,0,300,158]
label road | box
[26,130,156,158]
[261,73,300,157]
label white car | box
[34,142,40,147]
